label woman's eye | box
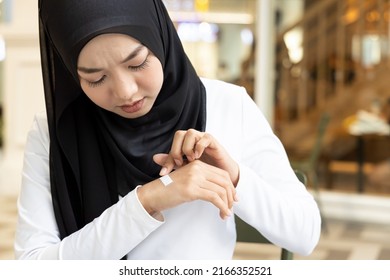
[128,54,150,71]
[87,76,106,88]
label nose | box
[112,73,138,101]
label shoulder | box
[200,77,249,109]
[32,112,49,135]
[201,77,247,99]
[200,77,259,113]
[25,112,50,154]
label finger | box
[153,153,176,176]
[195,161,236,210]
[153,153,168,167]
[199,181,229,211]
[181,129,203,161]
[194,133,213,160]
[169,160,235,219]
[195,187,232,220]
[234,191,239,202]
[170,130,187,166]
[207,165,236,208]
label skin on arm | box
[136,160,236,220]
[155,129,240,187]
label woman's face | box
[77,33,164,119]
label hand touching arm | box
[137,160,235,220]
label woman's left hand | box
[153,129,240,187]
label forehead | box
[77,33,142,65]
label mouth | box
[120,98,145,114]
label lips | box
[120,98,144,114]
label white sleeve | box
[233,93,321,256]
[14,114,163,260]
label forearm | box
[15,187,163,260]
[233,164,321,256]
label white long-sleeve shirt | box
[14,78,321,259]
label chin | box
[116,108,152,119]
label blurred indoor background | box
[0,0,389,260]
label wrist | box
[136,180,162,216]
[231,164,240,187]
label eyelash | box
[88,76,106,88]
[129,54,150,71]
[87,54,150,88]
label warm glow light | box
[0,35,5,61]
[283,27,303,64]
[366,10,380,22]
[343,7,359,24]
[195,0,209,12]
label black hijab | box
[38,0,206,239]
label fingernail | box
[160,167,167,176]
[174,159,182,166]
[186,156,193,162]
[194,151,200,159]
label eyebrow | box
[77,44,145,74]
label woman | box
[14,0,321,259]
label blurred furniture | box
[235,170,307,260]
[290,113,330,193]
[345,111,390,192]
[353,134,390,193]
[290,113,330,231]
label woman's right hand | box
[136,160,236,220]
[155,129,240,186]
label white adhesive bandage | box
[160,174,173,186]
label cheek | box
[148,72,163,94]
[80,84,109,107]
[142,57,164,96]
[145,63,164,96]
